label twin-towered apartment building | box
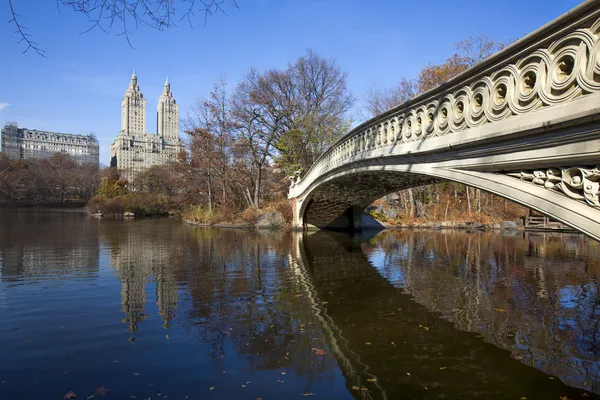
[109,71,184,180]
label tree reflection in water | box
[360,230,600,394]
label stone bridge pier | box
[289,2,600,240]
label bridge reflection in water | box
[291,230,600,398]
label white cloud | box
[0,103,9,113]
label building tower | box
[121,70,146,135]
[157,77,179,140]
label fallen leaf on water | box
[281,372,286,375]
[321,302,328,305]
[62,391,77,400]
[520,397,527,400]
[391,342,395,346]
[365,342,371,345]
[367,378,377,382]
[94,387,110,397]
[494,308,507,312]
[559,397,569,400]
[439,367,447,370]
[302,393,315,396]
[209,387,215,391]
[549,377,555,380]
[360,388,369,391]
[351,386,359,391]
[406,372,411,376]
[314,349,326,356]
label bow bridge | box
[288,2,600,241]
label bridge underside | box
[303,171,440,229]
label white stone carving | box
[508,166,600,207]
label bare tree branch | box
[8,0,239,55]
[7,0,46,57]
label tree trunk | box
[253,166,262,209]
[466,187,471,214]
[207,170,212,212]
[444,199,450,220]
[407,188,415,218]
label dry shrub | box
[184,206,222,225]
[101,198,125,217]
[240,206,263,224]
[85,195,105,214]
[266,200,293,224]
[121,192,170,216]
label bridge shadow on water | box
[293,230,600,399]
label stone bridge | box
[288,2,600,241]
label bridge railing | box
[290,2,600,199]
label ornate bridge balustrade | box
[289,2,600,241]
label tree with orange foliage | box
[363,34,506,117]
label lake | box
[0,208,599,399]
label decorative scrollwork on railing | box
[507,166,600,207]
[290,5,600,198]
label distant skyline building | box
[110,71,184,181]
[1,123,100,166]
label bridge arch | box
[293,165,600,240]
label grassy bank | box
[183,201,292,228]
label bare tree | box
[278,49,354,173]
[363,77,418,118]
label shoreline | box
[182,217,527,232]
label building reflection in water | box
[100,220,182,332]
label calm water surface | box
[1,209,600,399]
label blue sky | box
[1,0,583,165]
